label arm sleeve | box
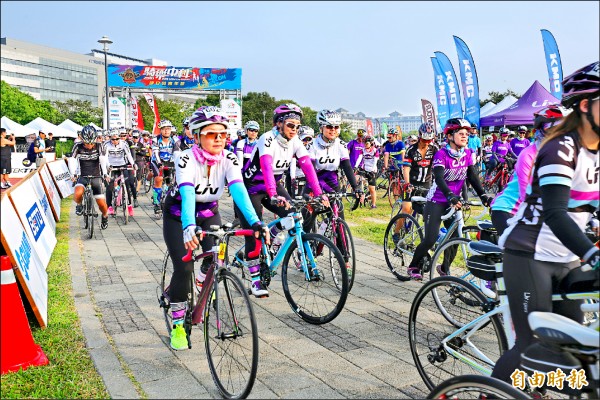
[69,145,80,175]
[99,146,109,176]
[297,155,322,196]
[341,159,357,189]
[355,154,363,169]
[236,141,244,163]
[179,185,196,229]
[432,166,454,199]
[466,165,485,197]
[229,182,260,226]
[124,143,135,165]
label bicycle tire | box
[86,191,94,239]
[387,180,402,207]
[204,269,258,399]
[391,200,402,218]
[408,276,508,390]
[384,213,424,281]
[428,375,530,399]
[281,233,348,324]
[143,166,152,194]
[122,183,128,225]
[83,190,90,231]
[159,251,196,335]
[428,237,473,282]
[331,218,356,291]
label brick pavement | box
[69,190,434,399]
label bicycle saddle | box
[411,196,427,203]
[528,312,599,349]
[476,220,496,232]
[469,240,502,256]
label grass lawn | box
[1,199,108,399]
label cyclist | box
[177,117,195,151]
[407,134,418,148]
[509,125,531,157]
[405,118,492,280]
[486,127,516,178]
[129,130,148,206]
[288,125,314,197]
[70,125,110,230]
[235,120,260,164]
[151,119,180,214]
[347,128,366,169]
[383,128,405,178]
[356,135,379,208]
[391,122,440,242]
[105,130,136,217]
[302,109,360,226]
[492,61,600,387]
[467,123,482,164]
[238,104,325,298]
[490,105,570,235]
[163,106,267,350]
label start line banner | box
[108,65,242,90]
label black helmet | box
[81,125,97,144]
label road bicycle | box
[140,159,152,194]
[154,165,175,219]
[81,175,100,239]
[157,223,259,399]
[110,166,132,225]
[408,240,599,392]
[483,155,515,194]
[227,197,349,324]
[386,160,407,207]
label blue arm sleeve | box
[180,185,196,229]
[229,181,260,226]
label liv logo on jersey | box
[26,203,45,241]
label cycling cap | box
[81,125,97,144]
[273,103,303,123]
[443,118,471,135]
[188,106,229,134]
[244,120,260,131]
[561,61,600,109]
[298,126,315,140]
[158,119,173,129]
[316,109,342,126]
[418,122,436,140]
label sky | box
[1,1,599,117]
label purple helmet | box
[273,103,303,123]
[188,106,229,134]
[561,61,599,109]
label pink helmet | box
[561,61,599,109]
[272,103,303,123]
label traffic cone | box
[1,255,49,374]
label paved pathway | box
[69,190,433,399]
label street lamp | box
[262,110,266,131]
[98,35,113,131]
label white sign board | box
[220,99,242,132]
[109,97,127,128]
[0,198,48,327]
[39,165,61,221]
[29,172,56,234]
[10,152,56,178]
[9,178,57,268]
[46,160,74,198]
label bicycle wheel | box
[429,237,473,282]
[387,180,402,207]
[143,166,152,194]
[391,199,402,217]
[158,251,196,335]
[204,269,258,399]
[86,192,94,239]
[428,375,530,399]
[83,191,90,231]
[331,218,356,291]
[384,213,424,281]
[408,276,508,390]
[281,233,348,324]
[121,183,129,224]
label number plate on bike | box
[218,243,226,260]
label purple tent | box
[480,80,560,127]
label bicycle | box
[386,160,407,207]
[344,168,371,208]
[110,166,132,225]
[81,175,100,239]
[227,197,349,324]
[157,223,259,399]
[408,240,599,392]
[141,159,152,194]
[483,155,515,194]
[154,165,175,219]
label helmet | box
[418,122,436,140]
[132,130,140,138]
[357,128,366,135]
[188,106,229,134]
[171,126,177,133]
[158,119,173,129]
[388,128,398,135]
[517,125,528,132]
[298,126,315,141]
[471,122,478,129]
[364,135,375,144]
[316,109,342,126]
[236,129,247,139]
[81,125,97,144]
[273,103,303,123]
[533,105,570,130]
[408,135,418,141]
[561,61,600,109]
[244,120,260,131]
[443,118,471,135]
[484,135,493,141]
[182,117,190,127]
[118,127,127,134]
[498,127,511,135]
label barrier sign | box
[46,160,74,198]
[10,152,56,178]
[0,197,48,327]
[29,173,56,235]
[39,165,61,221]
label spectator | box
[34,131,49,168]
[1,128,15,188]
[45,132,56,155]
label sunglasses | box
[302,137,313,142]
[284,122,301,130]
[111,138,119,141]
[202,130,226,137]
[325,125,340,130]
[247,129,259,133]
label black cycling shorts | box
[75,176,105,198]
[362,171,377,186]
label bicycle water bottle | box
[436,227,447,244]
[318,221,328,235]
[114,184,120,199]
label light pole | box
[98,35,113,131]
[262,110,266,131]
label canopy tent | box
[1,116,37,138]
[89,122,102,131]
[57,119,83,134]
[479,102,496,117]
[480,96,518,118]
[25,117,77,138]
[480,81,560,127]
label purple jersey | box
[347,139,365,168]
[426,147,474,204]
[509,137,530,157]
[491,140,511,162]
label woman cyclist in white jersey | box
[492,62,600,388]
[163,106,267,351]
[235,120,260,164]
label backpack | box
[27,141,37,162]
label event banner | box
[434,51,464,119]
[381,122,388,136]
[431,57,450,127]
[39,164,61,221]
[10,153,56,178]
[129,95,144,131]
[46,159,74,198]
[0,198,48,327]
[109,97,126,128]
[365,119,374,136]
[29,172,56,235]
[220,99,242,131]
[421,99,438,134]
[107,65,242,90]
[453,36,481,128]
[541,29,563,100]
[143,93,160,134]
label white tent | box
[480,96,518,118]
[57,119,83,135]
[25,117,77,138]
[479,102,496,117]
[1,116,37,138]
[89,122,102,131]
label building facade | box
[375,112,422,136]
[336,108,367,134]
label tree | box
[137,95,195,132]
[339,122,353,142]
[1,80,62,124]
[193,94,220,109]
[480,89,521,107]
[52,99,102,126]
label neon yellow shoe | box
[170,324,188,351]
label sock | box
[153,187,162,205]
[170,301,187,326]
[248,259,261,287]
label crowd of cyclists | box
[68,60,599,396]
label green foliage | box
[52,99,102,127]
[193,94,220,109]
[136,95,195,133]
[55,139,74,158]
[480,89,521,107]
[1,81,62,124]
[339,122,353,142]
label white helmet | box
[298,126,315,141]
[244,120,260,131]
[158,119,173,129]
[316,109,342,126]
